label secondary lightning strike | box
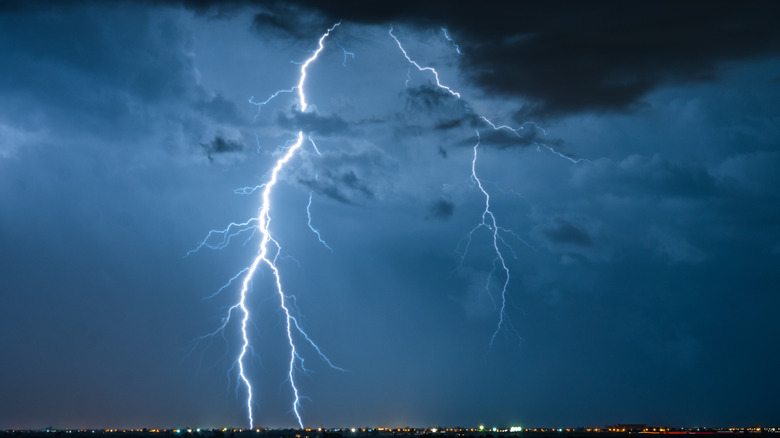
[204,267,251,300]
[479,116,588,164]
[336,40,355,66]
[186,218,259,256]
[479,116,548,136]
[308,136,322,156]
[291,316,346,371]
[470,131,511,346]
[307,192,333,251]
[441,27,462,55]
[390,28,524,343]
[390,27,587,344]
[249,88,295,120]
[536,143,588,164]
[389,27,461,98]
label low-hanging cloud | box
[238,1,780,118]
[201,135,244,162]
[426,197,455,221]
[275,109,350,135]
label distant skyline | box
[4,426,780,433]
[2,0,780,430]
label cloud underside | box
[9,1,778,121]
[181,0,780,118]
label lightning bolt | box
[479,116,587,164]
[389,27,517,342]
[192,21,585,426]
[389,27,576,345]
[191,22,342,428]
[307,192,333,251]
[335,40,355,66]
[389,26,461,98]
[441,27,463,55]
[469,130,520,346]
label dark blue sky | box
[1,0,780,431]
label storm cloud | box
[231,0,780,117]
[1,0,779,430]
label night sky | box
[2,0,780,431]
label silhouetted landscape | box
[3,426,780,438]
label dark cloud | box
[650,230,706,264]
[401,86,476,133]
[434,118,465,131]
[541,218,593,247]
[295,143,397,204]
[339,169,373,197]
[224,0,780,117]
[201,135,244,161]
[21,1,779,117]
[250,5,332,39]
[403,86,472,121]
[299,169,374,204]
[404,85,456,112]
[574,155,717,199]
[0,1,252,154]
[400,85,558,149]
[345,2,780,116]
[196,94,247,124]
[477,124,551,149]
[276,109,349,135]
[426,198,454,221]
[252,10,301,36]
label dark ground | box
[3,428,779,438]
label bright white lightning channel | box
[193,22,582,427]
[194,22,342,429]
